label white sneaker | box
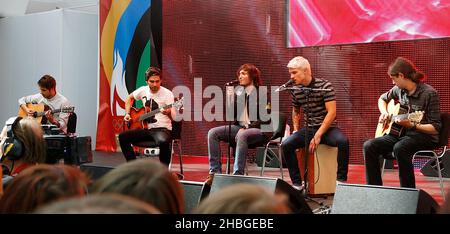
[292,184,304,191]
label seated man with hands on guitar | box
[17,75,72,134]
[119,67,176,166]
[363,57,441,188]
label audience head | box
[1,117,46,177]
[35,193,161,214]
[9,117,46,164]
[92,159,184,214]
[0,164,90,213]
[439,190,450,214]
[193,183,291,214]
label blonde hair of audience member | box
[1,117,46,176]
[0,164,90,213]
[193,183,291,214]
[34,193,161,214]
[92,158,184,214]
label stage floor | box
[87,151,450,208]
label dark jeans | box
[363,132,437,188]
[118,128,172,166]
[282,127,350,185]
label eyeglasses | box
[148,80,161,83]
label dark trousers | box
[282,127,350,185]
[363,132,436,188]
[118,128,172,166]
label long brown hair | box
[0,164,90,213]
[388,57,425,83]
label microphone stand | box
[279,86,331,211]
[224,85,234,174]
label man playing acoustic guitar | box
[18,75,72,134]
[363,57,441,188]
[119,67,176,166]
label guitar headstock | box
[172,97,184,111]
[409,111,424,124]
[61,106,75,113]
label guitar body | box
[126,107,148,130]
[17,103,75,127]
[375,100,405,137]
[375,100,415,138]
[124,97,184,131]
[17,103,46,123]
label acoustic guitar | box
[375,99,424,138]
[17,103,75,123]
[125,97,184,130]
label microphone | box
[225,80,240,86]
[275,80,294,92]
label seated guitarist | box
[18,75,72,134]
[364,57,441,188]
[119,67,176,166]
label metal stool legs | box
[260,141,284,180]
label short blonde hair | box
[287,56,311,71]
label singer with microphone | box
[205,64,271,186]
[280,56,349,190]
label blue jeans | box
[281,127,349,184]
[363,132,437,188]
[208,125,267,175]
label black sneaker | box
[337,177,347,182]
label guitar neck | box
[393,113,409,119]
[138,104,172,121]
[35,109,61,117]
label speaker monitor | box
[68,136,93,165]
[331,183,439,214]
[80,164,115,181]
[44,135,93,165]
[420,150,450,178]
[44,135,68,164]
[210,174,312,214]
[255,146,286,168]
[180,180,210,214]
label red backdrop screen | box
[288,0,450,47]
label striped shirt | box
[291,77,336,128]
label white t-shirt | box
[132,86,174,130]
[18,93,71,133]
